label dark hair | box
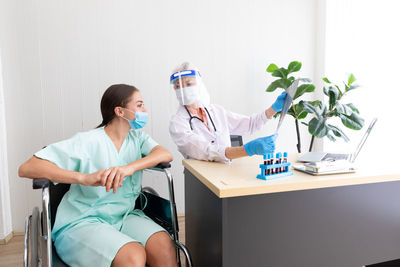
[96,84,139,128]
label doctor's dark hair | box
[96,84,139,128]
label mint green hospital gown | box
[34,127,166,267]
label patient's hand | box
[82,166,132,193]
[81,169,111,187]
[103,165,132,193]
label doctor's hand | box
[243,134,277,156]
[271,91,287,112]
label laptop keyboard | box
[322,153,350,161]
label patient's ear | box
[114,106,123,117]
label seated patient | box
[169,62,285,162]
[19,84,177,267]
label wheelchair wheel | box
[176,241,193,267]
[30,207,39,267]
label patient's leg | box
[145,231,177,267]
[111,242,146,267]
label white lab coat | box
[169,104,270,163]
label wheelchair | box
[24,162,192,267]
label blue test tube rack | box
[257,152,293,180]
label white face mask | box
[175,85,200,105]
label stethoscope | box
[184,106,217,132]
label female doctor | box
[169,62,286,162]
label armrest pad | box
[32,178,51,189]
[154,162,171,169]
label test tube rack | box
[257,152,293,180]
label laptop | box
[297,118,377,163]
[294,118,377,175]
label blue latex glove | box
[271,91,287,112]
[244,134,277,156]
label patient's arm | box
[126,145,173,173]
[18,145,173,192]
[18,156,86,184]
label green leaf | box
[301,122,309,126]
[348,73,356,85]
[328,86,340,109]
[297,111,308,120]
[335,84,343,97]
[344,82,349,92]
[321,102,328,117]
[266,78,291,92]
[326,133,336,142]
[292,102,308,120]
[293,84,315,100]
[266,64,278,73]
[327,124,350,142]
[323,86,329,96]
[345,103,360,114]
[287,61,302,73]
[309,100,322,107]
[347,84,360,92]
[322,77,331,84]
[287,106,295,117]
[302,100,322,116]
[339,112,365,130]
[302,101,320,116]
[329,110,340,117]
[335,103,353,116]
[272,68,289,78]
[308,117,328,138]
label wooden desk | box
[183,155,400,267]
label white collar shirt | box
[169,104,270,163]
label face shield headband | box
[170,69,201,85]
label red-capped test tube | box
[268,153,274,174]
[263,154,267,176]
[283,152,288,172]
[275,152,282,173]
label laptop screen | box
[350,118,377,163]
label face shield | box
[170,69,210,106]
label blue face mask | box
[122,109,148,130]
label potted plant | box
[301,74,365,151]
[266,61,319,152]
[266,61,365,152]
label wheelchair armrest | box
[154,162,171,169]
[32,178,51,189]
[148,162,173,184]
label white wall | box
[324,0,400,161]
[1,0,319,231]
[0,54,13,239]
